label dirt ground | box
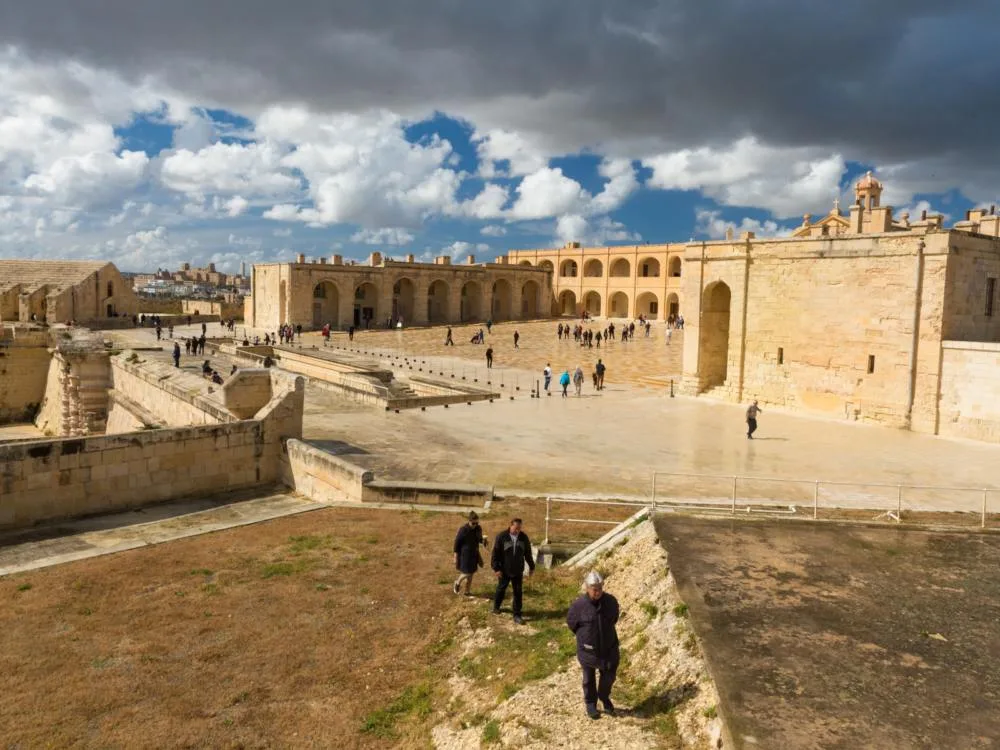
[0,500,633,749]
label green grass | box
[672,602,689,618]
[287,535,335,554]
[16,583,32,592]
[481,720,501,745]
[189,568,213,576]
[703,705,718,719]
[260,559,310,578]
[640,601,659,618]
[360,682,434,739]
[652,710,680,741]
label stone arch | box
[560,259,578,278]
[608,291,629,317]
[558,290,577,316]
[667,292,680,319]
[584,259,603,277]
[521,280,541,318]
[392,277,415,324]
[539,260,555,273]
[583,290,602,317]
[461,280,483,322]
[699,281,731,390]
[635,292,659,319]
[669,256,682,277]
[639,257,660,278]
[492,278,513,321]
[610,258,631,278]
[427,279,450,324]
[312,280,341,328]
[354,281,379,328]
[518,260,533,266]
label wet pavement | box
[654,514,1000,749]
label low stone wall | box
[110,355,234,426]
[939,341,1000,442]
[283,439,373,501]
[105,391,162,434]
[363,480,492,507]
[0,422,269,529]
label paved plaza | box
[104,320,1000,517]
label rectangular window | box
[987,277,996,317]
[642,264,649,277]
[777,347,784,365]
[650,301,658,314]
[867,355,875,374]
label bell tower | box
[855,170,883,211]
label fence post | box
[983,489,988,529]
[651,472,657,507]
[731,476,737,515]
[544,497,551,544]
[896,485,902,523]
[813,481,819,520]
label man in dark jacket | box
[491,518,534,624]
[566,571,620,719]
[453,511,487,596]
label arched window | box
[668,256,682,277]
[610,258,630,277]
[560,260,578,278]
[106,281,114,297]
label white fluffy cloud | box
[555,215,642,246]
[644,138,846,218]
[350,227,416,245]
[475,129,548,178]
[694,209,785,240]
[480,225,507,237]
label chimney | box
[466,254,476,264]
[435,256,451,265]
[296,253,306,264]
[921,209,927,221]
[405,254,415,263]
[369,252,383,267]
[318,257,326,264]
[331,255,343,265]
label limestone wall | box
[0,330,51,424]
[110,355,234,426]
[938,341,1000,442]
[681,232,950,429]
[0,422,267,529]
[942,234,1000,342]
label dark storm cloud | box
[2,0,999,165]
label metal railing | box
[543,496,651,544]
[650,470,999,528]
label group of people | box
[452,513,621,719]
[541,359,607,397]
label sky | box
[1,1,999,274]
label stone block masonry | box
[0,422,270,530]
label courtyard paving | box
[107,319,1000,516]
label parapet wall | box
[0,422,269,529]
[0,328,51,424]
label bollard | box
[670,379,675,398]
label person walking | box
[172,342,181,368]
[485,346,494,369]
[445,327,454,346]
[513,330,520,349]
[543,363,552,394]
[573,365,585,396]
[567,571,620,719]
[453,511,488,596]
[486,319,493,334]
[559,369,571,398]
[491,518,535,624]
[746,399,762,439]
[596,359,606,390]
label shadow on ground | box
[654,515,1000,750]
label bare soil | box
[0,501,577,749]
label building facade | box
[505,243,686,320]
[245,252,552,331]
[0,260,138,324]
[679,174,1000,440]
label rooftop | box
[0,260,111,293]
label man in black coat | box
[491,518,534,624]
[452,511,487,596]
[566,571,620,719]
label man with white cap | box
[566,571,621,719]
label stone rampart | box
[283,438,373,501]
[110,354,234,426]
[0,329,51,424]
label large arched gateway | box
[492,279,513,320]
[312,280,340,328]
[634,292,659,319]
[427,280,450,324]
[521,280,541,318]
[393,277,415,324]
[699,281,731,390]
[354,282,379,328]
[558,289,577,316]
[583,290,602,317]
[461,281,483,322]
